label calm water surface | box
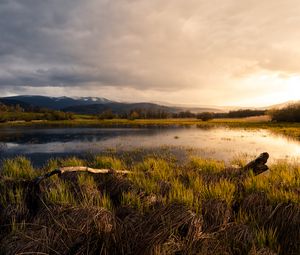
[0,127,299,165]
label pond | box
[0,126,299,166]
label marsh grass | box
[121,191,144,212]
[45,177,77,205]
[168,179,196,209]
[244,160,300,204]
[59,156,85,167]
[77,174,102,207]
[92,155,124,169]
[0,151,299,254]
[1,156,36,179]
[255,227,279,252]
[189,157,226,174]
[200,179,236,205]
[100,192,114,212]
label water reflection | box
[0,127,299,165]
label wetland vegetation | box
[2,1,300,254]
[0,149,299,255]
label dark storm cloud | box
[0,0,300,105]
[0,0,76,60]
[0,0,82,87]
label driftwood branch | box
[34,167,131,185]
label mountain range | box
[0,95,298,115]
[0,95,222,114]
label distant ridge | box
[0,95,222,114]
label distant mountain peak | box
[71,96,112,103]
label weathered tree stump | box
[243,152,269,176]
[231,152,269,215]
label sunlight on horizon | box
[231,73,300,107]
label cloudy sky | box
[1,0,300,106]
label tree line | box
[0,103,74,122]
[97,108,267,120]
[196,109,266,121]
[268,103,300,122]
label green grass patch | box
[92,155,124,169]
[0,156,36,179]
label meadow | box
[0,149,299,254]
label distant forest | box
[1,101,299,122]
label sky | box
[0,0,300,107]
